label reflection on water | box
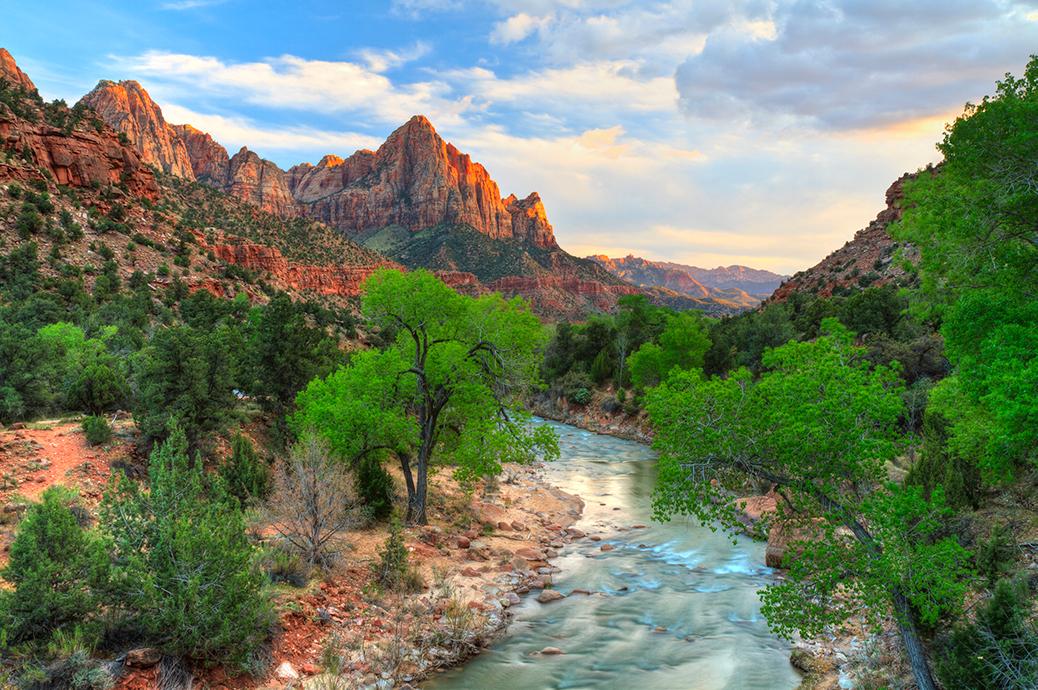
[428,420,801,690]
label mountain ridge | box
[589,254,786,311]
[766,172,923,303]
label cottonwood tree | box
[268,432,358,567]
[893,57,1038,482]
[648,321,971,690]
[628,310,710,389]
[296,269,558,524]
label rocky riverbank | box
[123,460,588,690]
[527,390,652,444]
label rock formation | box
[287,152,375,202]
[203,240,391,296]
[289,116,558,248]
[171,124,229,184]
[0,52,158,200]
[589,255,786,312]
[80,80,195,179]
[224,147,298,217]
[590,255,786,300]
[0,48,36,92]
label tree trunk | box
[398,453,419,522]
[411,455,428,525]
[892,588,938,690]
[406,424,433,525]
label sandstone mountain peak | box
[290,114,559,248]
[171,122,230,184]
[80,79,195,179]
[0,48,37,93]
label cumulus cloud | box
[490,13,553,44]
[159,103,380,157]
[675,0,1038,130]
[442,61,677,114]
[112,51,469,126]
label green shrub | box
[590,348,612,385]
[906,409,982,510]
[0,487,109,643]
[260,545,308,588]
[100,424,273,669]
[16,206,43,239]
[571,387,592,406]
[220,433,270,504]
[936,578,1038,689]
[355,454,393,520]
[17,648,115,690]
[556,369,593,405]
[373,514,421,592]
[68,363,128,416]
[974,524,1016,588]
[81,416,111,446]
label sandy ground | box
[0,419,586,689]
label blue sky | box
[4,0,1036,273]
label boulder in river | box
[536,589,565,603]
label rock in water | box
[536,589,565,604]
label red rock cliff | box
[80,80,195,179]
[292,115,558,248]
[0,52,157,199]
[205,240,391,296]
[0,48,36,92]
[225,147,298,218]
[171,124,229,185]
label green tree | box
[220,433,270,504]
[648,320,970,690]
[292,348,417,516]
[299,269,558,524]
[628,311,710,389]
[132,325,236,453]
[612,294,666,386]
[936,578,1038,689]
[247,293,339,418]
[100,424,272,669]
[893,58,1038,480]
[0,487,109,643]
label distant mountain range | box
[74,77,643,318]
[2,47,909,319]
[588,255,787,310]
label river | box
[428,419,801,690]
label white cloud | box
[675,0,1038,130]
[160,103,381,157]
[490,13,553,45]
[442,60,677,114]
[356,42,431,72]
[113,51,470,126]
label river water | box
[428,419,801,690]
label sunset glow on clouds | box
[4,0,1035,273]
